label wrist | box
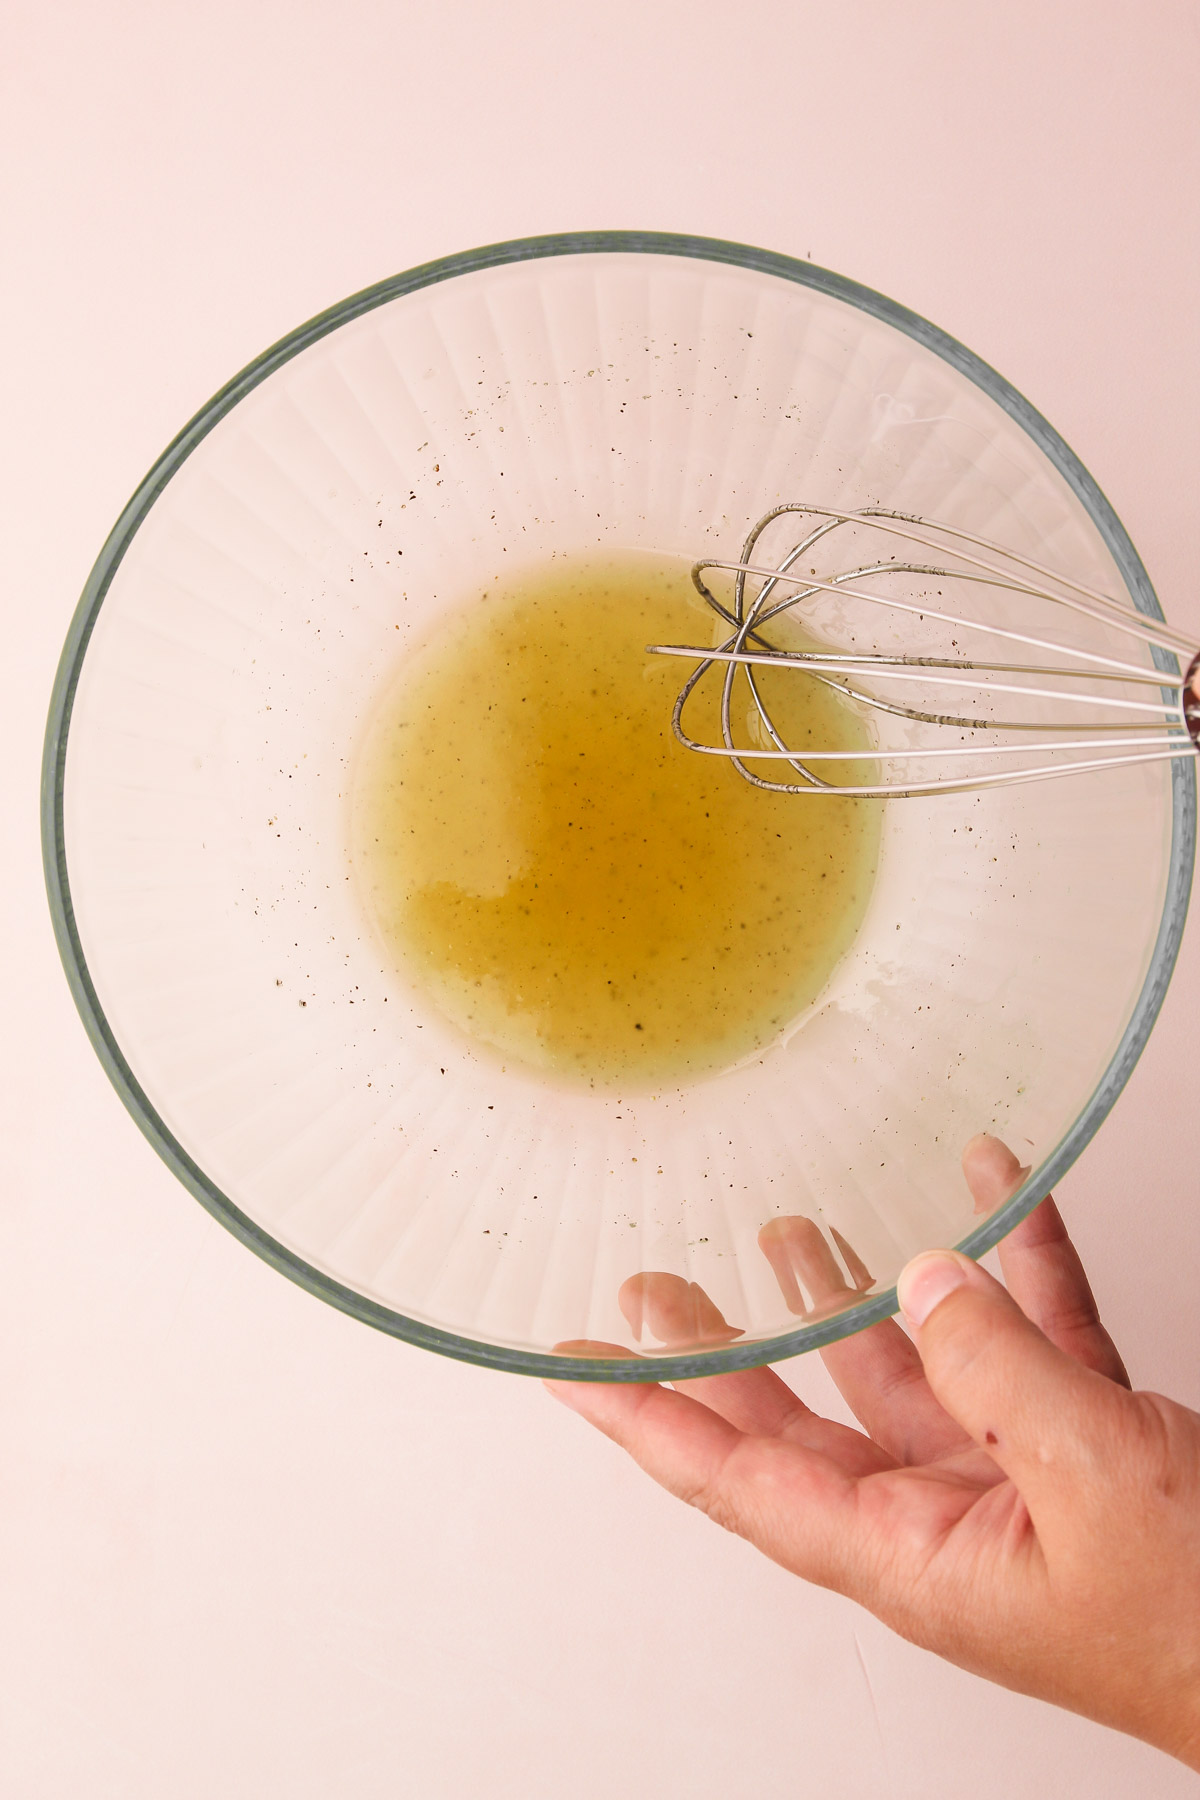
[1163,1681,1200,1774]
[1134,1659,1200,1773]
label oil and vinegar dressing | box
[349,553,881,1088]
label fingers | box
[553,1339,640,1362]
[819,1320,974,1465]
[545,1371,865,1590]
[759,1215,969,1464]
[998,1199,1131,1385]
[962,1131,1031,1214]
[619,1272,742,1346]
[619,1272,894,1474]
[619,1270,788,1434]
[758,1216,868,1321]
[897,1248,1133,1529]
[964,1135,1130,1387]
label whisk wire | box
[650,504,1198,798]
[718,503,1197,655]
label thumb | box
[897,1249,1130,1520]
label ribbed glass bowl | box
[43,233,1194,1379]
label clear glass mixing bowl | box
[43,233,1195,1378]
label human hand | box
[547,1135,1200,1768]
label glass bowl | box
[43,233,1195,1379]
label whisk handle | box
[1188,653,1200,749]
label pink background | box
[4,2,1200,1792]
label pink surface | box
[3,1,1200,1793]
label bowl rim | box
[41,229,1196,1381]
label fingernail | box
[897,1251,970,1327]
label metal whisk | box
[648,504,1200,798]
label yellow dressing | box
[350,552,880,1087]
